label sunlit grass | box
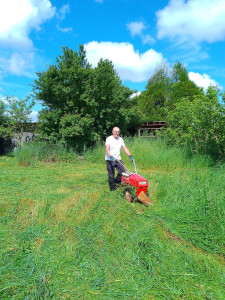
[13,141,78,166]
[0,138,224,299]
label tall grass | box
[12,137,213,169]
[154,168,225,255]
[13,141,78,166]
[86,137,213,170]
[1,137,224,299]
[125,137,213,170]
[86,137,225,254]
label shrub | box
[164,87,225,161]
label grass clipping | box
[137,191,153,206]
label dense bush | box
[164,86,225,160]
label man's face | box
[112,128,120,139]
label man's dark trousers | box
[106,160,125,191]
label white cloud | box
[157,0,225,43]
[142,34,155,45]
[9,53,34,76]
[30,110,39,122]
[56,25,73,33]
[56,4,70,21]
[84,41,164,82]
[0,52,34,77]
[189,72,222,90]
[0,0,56,48]
[127,22,146,37]
[127,21,155,45]
[130,91,141,98]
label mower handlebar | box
[114,158,137,174]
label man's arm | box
[123,145,131,156]
[123,145,134,162]
[106,144,111,157]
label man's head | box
[112,127,120,139]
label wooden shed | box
[138,121,167,137]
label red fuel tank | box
[128,173,148,188]
[128,173,148,197]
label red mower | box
[116,159,153,206]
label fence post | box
[83,142,86,160]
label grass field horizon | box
[0,138,224,299]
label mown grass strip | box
[0,139,224,299]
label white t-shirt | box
[105,135,125,160]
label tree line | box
[137,61,225,160]
[1,44,225,160]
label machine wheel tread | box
[123,188,134,203]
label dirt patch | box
[17,198,44,225]
[164,229,184,244]
[51,193,80,222]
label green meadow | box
[0,138,224,299]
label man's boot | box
[109,179,116,191]
[115,173,122,185]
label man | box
[105,127,133,191]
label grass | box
[0,138,224,299]
[13,141,79,166]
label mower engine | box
[121,172,153,206]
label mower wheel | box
[123,188,134,203]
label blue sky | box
[1,0,225,121]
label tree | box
[91,58,138,138]
[0,96,35,146]
[34,45,139,149]
[169,61,204,108]
[34,45,91,113]
[138,61,170,121]
[137,61,203,120]
[34,45,96,148]
[164,86,225,160]
[0,100,5,126]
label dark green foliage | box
[0,100,5,126]
[35,46,95,149]
[138,61,171,121]
[91,59,139,138]
[164,86,225,160]
[37,109,62,142]
[34,45,140,150]
[137,61,204,121]
[35,45,91,112]
[137,61,225,160]
[169,61,204,107]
